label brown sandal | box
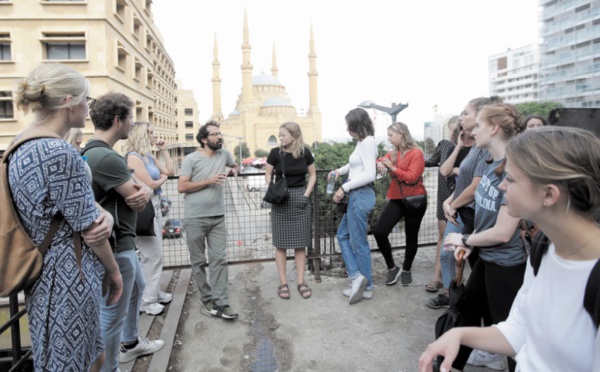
[278,284,290,299]
[297,283,312,299]
[425,281,443,292]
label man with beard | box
[84,92,164,370]
[178,121,240,320]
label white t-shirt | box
[495,243,600,371]
[337,136,377,192]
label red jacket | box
[378,148,426,200]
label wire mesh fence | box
[160,168,440,271]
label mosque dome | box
[252,73,283,86]
[262,97,292,107]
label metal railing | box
[159,168,440,274]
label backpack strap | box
[529,231,550,276]
[584,259,600,328]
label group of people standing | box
[7,62,600,372]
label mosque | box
[210,12,322,157]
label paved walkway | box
[163,246,507,372]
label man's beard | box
[206,140,223,151]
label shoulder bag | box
[263,151,289,205]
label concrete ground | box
[169,246,508,372]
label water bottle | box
[326,173,336,194]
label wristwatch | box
[461,234,472,248]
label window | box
[0,91,14,119]
[0,33,10,61]
[185,134,194,141]
[133,16,142,39]
[134,58,142,81]
[117,42,128,71]
[268,135,277,147]
[42,33,86,60]
[184,108,193,116]
[185,121,193,128]
[115,0,126,21]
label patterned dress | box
[8,138,103,371]
[425,139,456,220]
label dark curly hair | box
[196,120,220,148]
[89,92,134,131]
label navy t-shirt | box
[267,147,314,188]
[475,159,526,266]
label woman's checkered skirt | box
[270,186,312,249]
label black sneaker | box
[426,294,449,309]
[385,266,402,286]
[209,304,239,320]
[400,271,412,286]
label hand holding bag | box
[263,151,289,205]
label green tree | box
[233,142,250,163]
[254,148,269,157]
[516,101,564,119]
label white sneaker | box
[348,274,367,305]
[119,337,165,363]
[140,301,164,316]
[343,287,373,299]
[158,291,173,304]
[467,349,506,370]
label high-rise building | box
[0,0,184,160]
[489,45,540,104]
[538,0,600,107]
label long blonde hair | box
[280,122,305,159]
[124,121,153,156]
[388,122,420,163]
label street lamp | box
[358,100,409,123]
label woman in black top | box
[265,122,316,300]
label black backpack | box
[530,232,600,328]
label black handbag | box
[136,200,156,236]
[393,176,427,213]
[263,151,289,205]
[402,194,427,212]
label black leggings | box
[374,198,427,271]
[452,259,526,372]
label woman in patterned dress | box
[12,64,122,371]
[265,122,316,300]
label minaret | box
[211,33,223,121]
[241,10,253,107]
[307,24,320,115]
[271,43,278,78]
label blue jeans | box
[440,215,463,289]
[337,187,375,288]
[100,249,145,372]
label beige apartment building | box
[0,0,189,164]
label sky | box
[152,0,541,142]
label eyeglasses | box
[207,132,223,137]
